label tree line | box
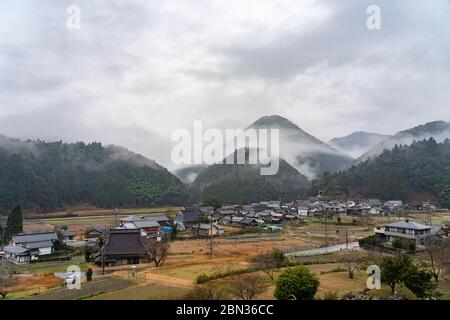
[309,138,450,207]
[0,140,189,213]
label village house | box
[175,207,203,227]
[3,232,58,263]
[240,217,258,227]
[216,208,235,216]
[61,230,76,242]
[297,207,309,217]
[376,219,432,247]
[121,220,161,237]
[95,229,147,266]
[191,223,224,237]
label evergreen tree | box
[5,204,23,240]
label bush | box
[359,235,377,247]
[322,291,339,300]
[86,268,93,282]
[196,273,210,284]
[274,266,320,300]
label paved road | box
[285,241,360,257]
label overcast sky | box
[1,0,450,169]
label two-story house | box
[383,220,432,246]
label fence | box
[112,270,149,283]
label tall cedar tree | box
[5,204,23,240]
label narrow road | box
[285,241,360,257]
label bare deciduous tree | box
[228,273,267,300]
[184,283,229,300]
[252,249,285,281]
[0,261,14,299]
[143,238,170,267]
[420,236,450,281]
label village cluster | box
[1,198,448,268]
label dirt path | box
[142,272,192,288]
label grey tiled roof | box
[132,221,160,229]
[12,232,58,244]
[3,245,29,256]
[142,215,169,222]
[385,220,431,230]
[25,240,54,249]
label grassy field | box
[91,282,188,300]
[10,255,88,274]
[24,278,135,300]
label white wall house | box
[4,232,58,264]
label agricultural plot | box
[24,278,135,300]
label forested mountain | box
[0,136,188,212]
[191,149,310,203]
[249,115,353,179]
[328,131,391,158]
[356,121,450,163]
[310,138,450,207]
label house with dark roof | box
[4,232,58,263]
[121,220,161,237]
[379,219,432,246]
[216,208,235,216]
[175,207,202,225]
[240,218,258,227]
[121,215,170,227]
[191,223,224,237]
[86,227,107,239]
[95,229,147,266]
[61,230,76,241]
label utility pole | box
[345,228,348,250]
[324,211,328,253]
[209,214,213,259]
[102,224,107,275]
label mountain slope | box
[356,121,450,163]
[310,138,450,205]
[248,115,353,178]
[328,131,391,158]
[191,149,310,203]
[0,136,188,212]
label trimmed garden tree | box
[274,266,319,300]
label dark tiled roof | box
[3,245,29,256]
[385,220,431,230]
[131,221,160,229]
[241,218,258,225]
[12,232,58,244]
[101,229,146,256]
[25,240,54,249]
[62,230,76,237]
[142,215,169,223]
[177,207,201,223]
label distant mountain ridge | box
[356,121,450,163]
[329,131,391,158]
[248,115,353,179]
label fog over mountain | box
[1,1,450,172]
[329,131,392,158]
[248,115,353,179]
[356,121,450,163]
